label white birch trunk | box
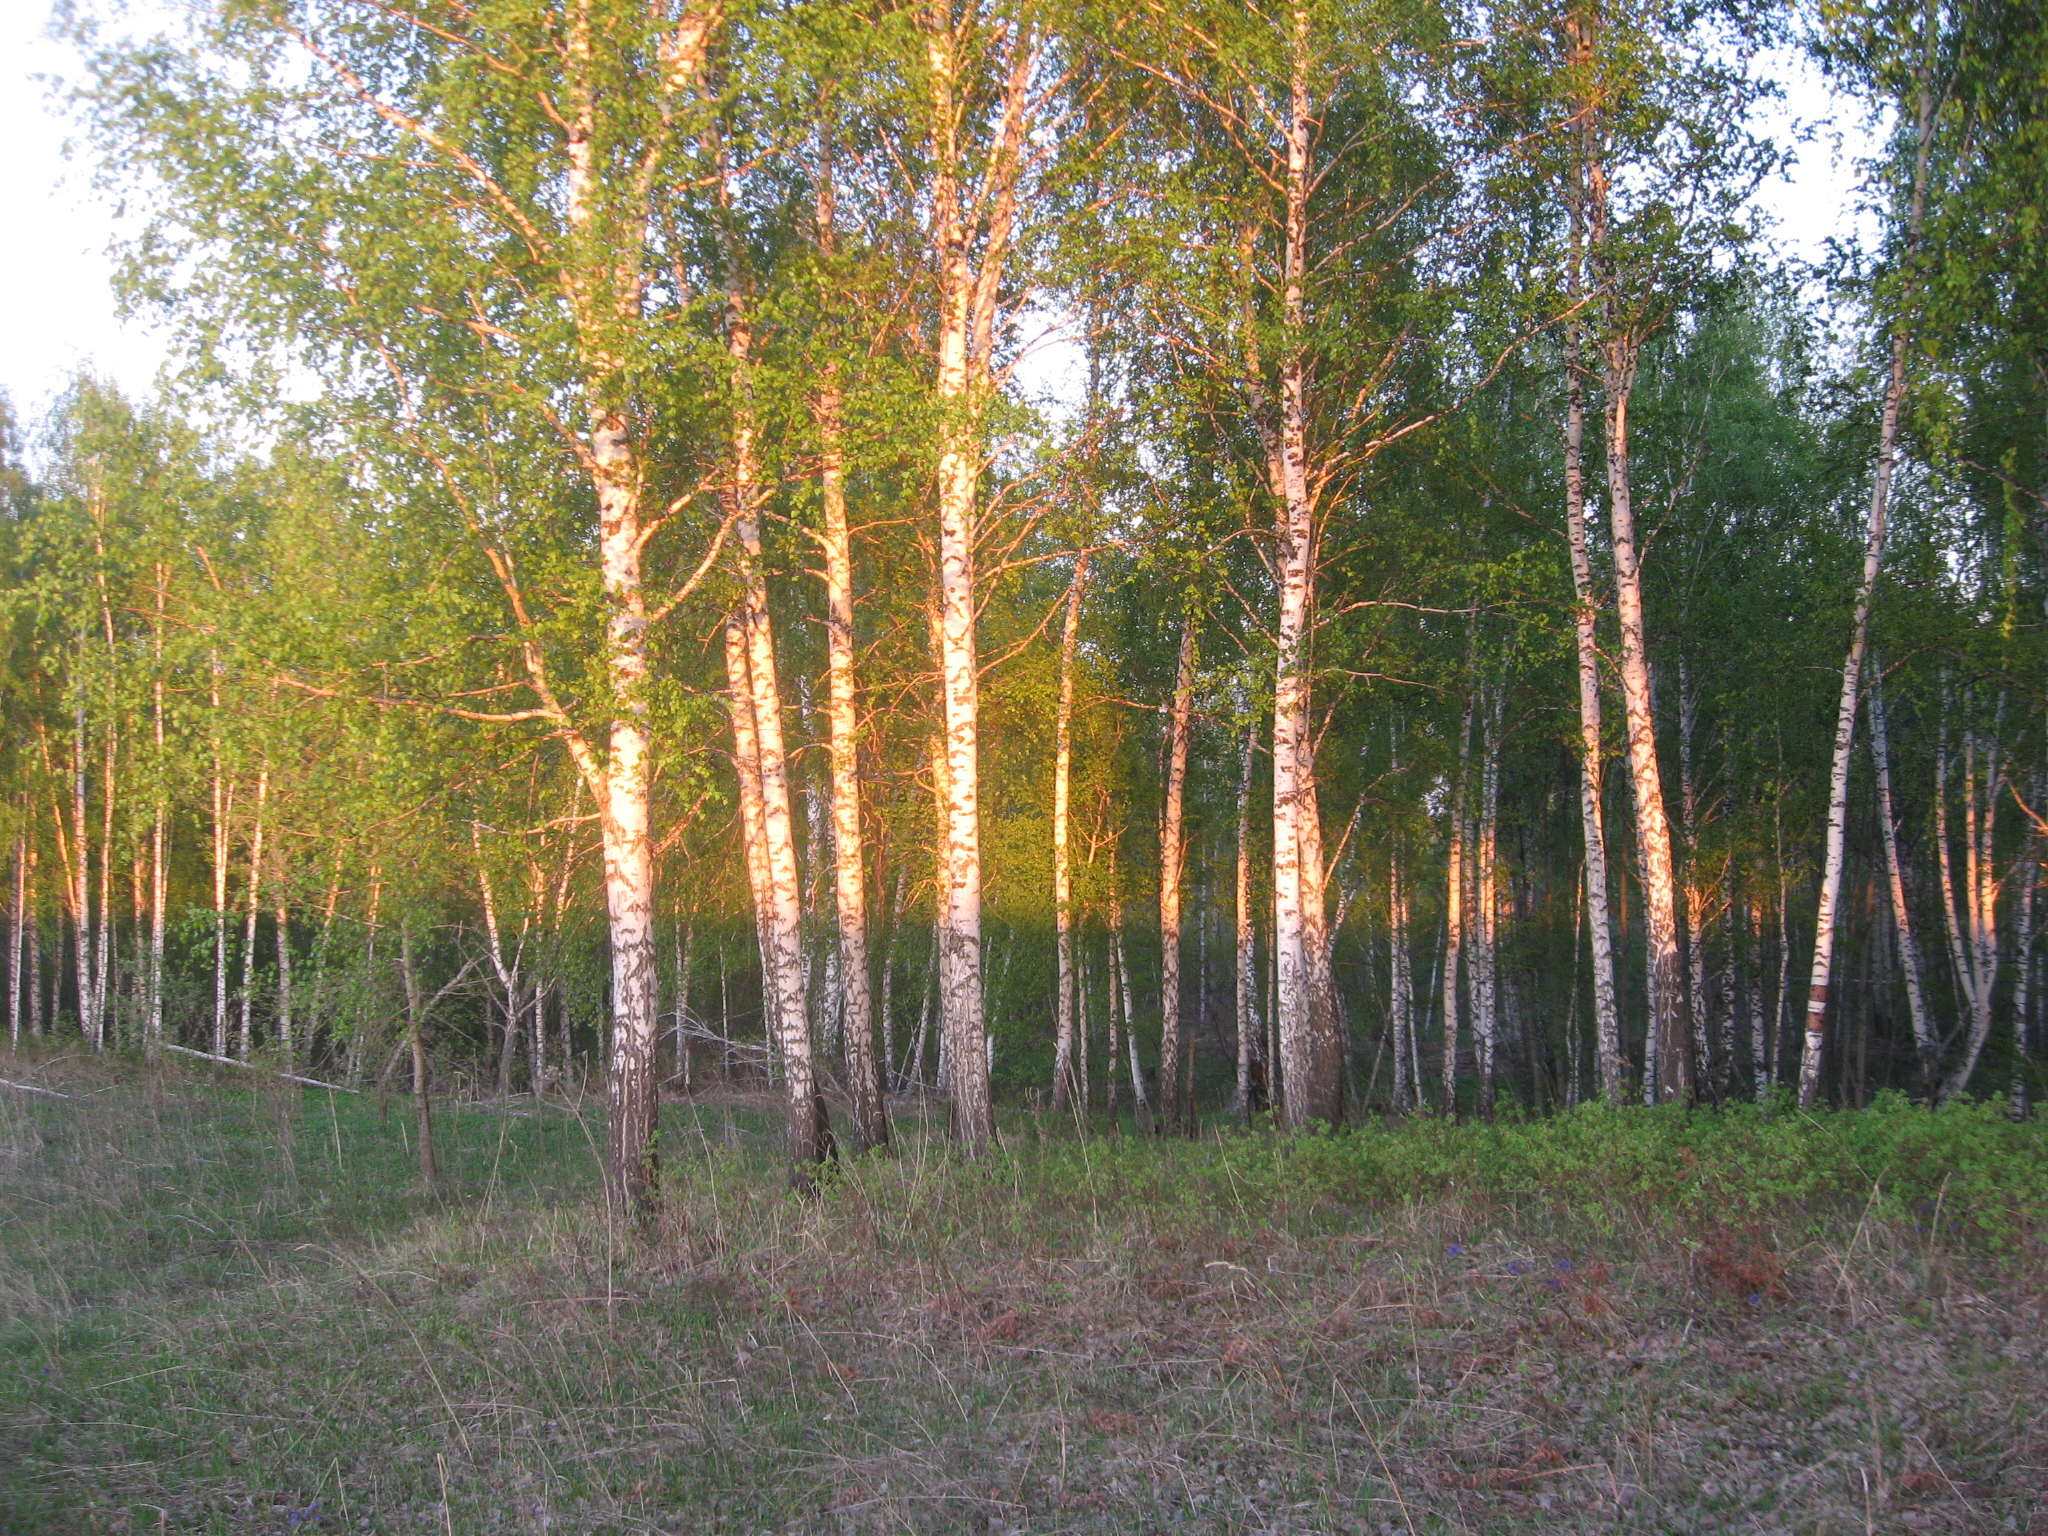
[149,565,168,1055]
[1234,715,1261,1117]
[1798,60,1934,1109]
[1051,553,1088,1111]
[816,357,884,1150]
[275,893,292,1063]
[1439,696,1473,1114]
[8,831,23,1049]
[1868,671,1937,1086]
[1390,849,1413,1111]
[211,672,231,1059]
[919,9,1033,1152]
[1157,614,1196,1133]
[72,684,99,1049]
[1474,687,1503,1116]
[239,768,268,1061]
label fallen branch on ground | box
[160,1042,358,1093]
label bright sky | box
[0,0,1884,432]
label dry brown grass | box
[3,1047,2047,1534]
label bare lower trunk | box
[239,768,268,1060]
[71,686,99,1049]
[9,833,23,1048]
[1603,369,1685,1101]
[275,896,293,1063]
[815,359,884,1153]
[1677,663,1713,1092]
[1798,61,1932,1109]
[1234,716,1261,1118]
[1440,695,1473,1115]
[1473,687,1502,1117]
[1051,554,1088,1111]
[1112,905,1150,1133]
[726,618,825,1174]
[1869,672,1936,1087]
[1157,615,1196,1134]
[720,271,825,1179]
[212,706,230,1058]
[1936,709,2003,1102]
[2009,793,2037,1118]
[1390,847,1414,1111]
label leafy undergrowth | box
[3,1050,2047,1534]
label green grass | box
[3,1047,2047,1534]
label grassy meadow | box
[3,1047,2048,1534]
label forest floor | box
[3,1048,2048,1535]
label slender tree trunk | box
[1390,848,1413,1111]
[1938,715,2004,1101]
[239,768,268,1060]
[725,612,825,1174]
[919,8,1031,1152]
[1474,686,1502,1116]
[400,922,437,1185]
[1157,614,1196,1133]
[1256,10,1340,1128]
[881,867,906,1091]
[28,850,44,1038]
[71,681,98,1048]
[1440,695,1473,1114]
[1599,358,1686,1102]
[1234,715,1261,1118]
[2009,788,2037,1118]
[815,351,884,1152]
[275,892,293,1063]
[1677,662,1714,1093]
[1798,59,1934,1109]
[211,659,233,1059]
[1868,671,1937,1087]
[476,824,521,1098]
[1051,553,1088,1111]
[1112,902,1150,1133]
[9,831,23,1049]
[1567,42,1687,1100]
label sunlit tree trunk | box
[211,664,231,1059]
[1255,9,1343,1128]
[1051,553,1088,1111]
[70,679,99,1049]
[1389,848,1414,1111]
[1677,663,1712,1091]
[1111,893,1151,1134]
[148,563,168,1056]
[8,829,24,1049]
[1157,614,1196,1133]
[1234,715,1261,1118]
[1936,708,2004,1102]
[920,7,1034,1152]
[1439,694,1472,1115]
[1571,13,1686,1100]
[239,767,268,1060]
[815,353,885,1152]
[1473,686,1502,1116]
[1868,671,1936,1087]
[275,889,293,1064]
